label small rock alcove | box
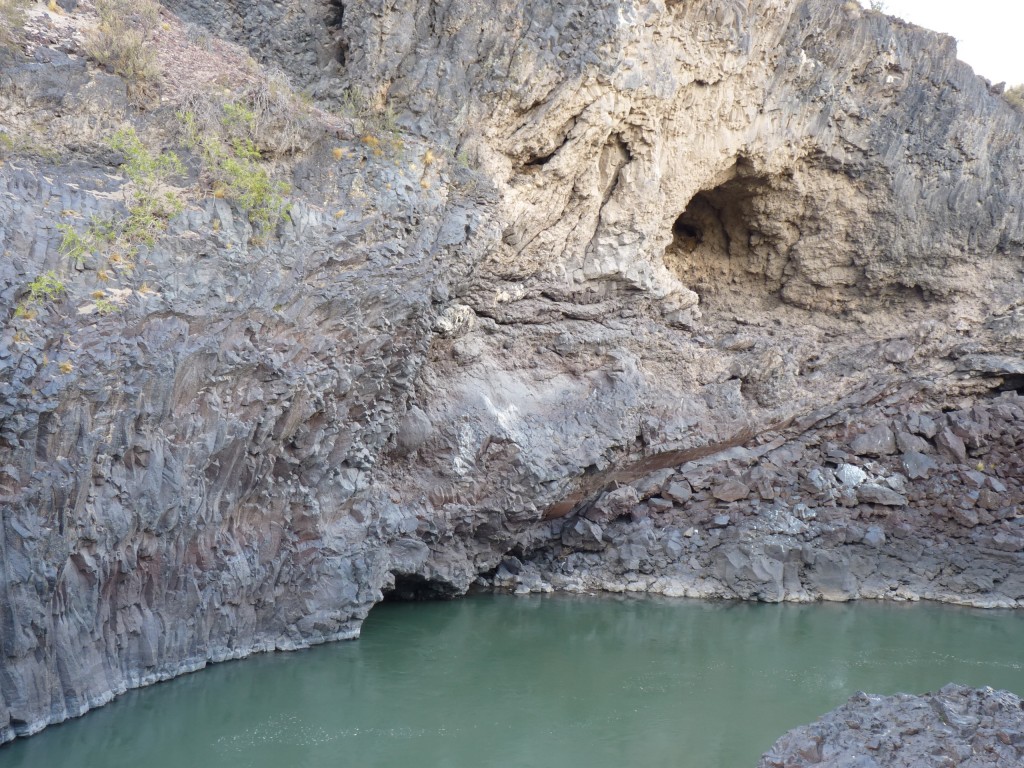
[383,573,459,602]
[327,1,347,66]
[664,162,796,310]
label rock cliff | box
[1,0,1023,744]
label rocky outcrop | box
[759,685,1024,767]
[496,391,1024,605]
[1,0,1023,745]
[0,5,492,740]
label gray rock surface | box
[503,393,1024,605]
[1,0,1024,746]
[759,684,1024,767]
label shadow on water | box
[4,595,1024,768]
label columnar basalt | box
[1,0,1023,745]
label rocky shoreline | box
[760,685,1024,767]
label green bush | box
[27,271,66,302]
[180,103,291,238]
[15,270,67,319]
[58,127,184,268]
[108,127,185,246]
[57,220,109,267]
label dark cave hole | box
[672,216,704,248]
[524,149,558,167]
[522,131,574,169]
[383,573,459,602]
[327,0,347,66]
[664,162,785,308]
[997,375,1024,395]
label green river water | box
[4,594,1024,768]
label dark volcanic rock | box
[3,0,1024,746]
[850,425,897,457]
[713,479,751,503]
[857,483,908,507]
[901,452,938,480]
[759,685,1024,768]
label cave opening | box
[664,163,794,311]
[327,0,348,66]
[997,374,1024,395]
[383,573,460,602]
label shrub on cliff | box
[179,100,291,239]
[1005,85,1024,112]
[85,0,161,86]
[58,126,185,271]
[107,126,186,246]
[0,0,29,50]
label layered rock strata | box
[1,0,1023,744]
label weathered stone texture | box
[760,685,1024,767]
[1,0,1024,745]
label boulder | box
[663,480,693,504]
[856,483,907,507]
[584,486,640,524]
[935,428,968,463]
[560,518,606,551]
[759,685,1024,768]
[631,469,676,499]
[712,479,750,502]
[901,451,938,480]
[394,406,433,457]
[849,424,897,456]
[895,431,931,454]
[835,464,867,487]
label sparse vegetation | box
[108,126,186,247]
[57,127,184,271]
[93,296,120,315]
[57,219,112,267]
[26,271,66,304]
[0,130,61,161]
[1005,85,1024,112]
[337,87,406,157]
[179,99,292,238]
[14,270,66,319]
[85,0,162,86]
[0,0,29,49]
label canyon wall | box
[1,0,1023,742]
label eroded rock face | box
[1,0,1024,745]
[759,685,1024,767]
[497,392,1024,604]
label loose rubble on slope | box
[491,390,1024,606]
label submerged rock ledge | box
[760,685,1024,767]
[1,0,1023,746]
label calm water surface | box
[5,594,1024,768]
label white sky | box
[875,0,1024,85]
